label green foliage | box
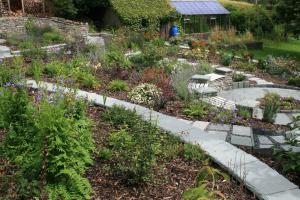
[0,88,95,199]
[26,56,99,89]
[108,80,129,91]
[183,184,216,200]
[226,5,274,37]
[103,106,162,184]
[21,48,49,60]
[43,31,64,43]
[171,62,212,101]
[273,148,300,173]
[232,73,247,82]
[237,107,252,119]
[276,0,300,38]
[262,93,280,123]
[258,55,299,77]
[288,76,300,87]
[183,143,206,161]
[222,54,232,66]
[232,60,257,72]
[142,40,166,66]
[110,0,174,30]
[184,101,208,118]
[103,44,131,69]
[98,148,113,160]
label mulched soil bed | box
[241,147,300,187]
[86,106,257,200]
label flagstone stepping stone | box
[257,135,274,149]
[215,67,233,74]
[281,145,300,153]
[270,135,286,144]
[274,113,293,125]
[191,73,225,82]
[192,87,218,97]
[230,134,253,147]
[232,126,252,137]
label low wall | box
[0,17,88,38]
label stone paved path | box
[26,80,300,200]
[219,87,300,108]
[218,87,300,125]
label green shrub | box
[237,107,252,119]
[222,54,232,66]
[232,73,247,82]
[184,101,208,118]
[140,41,166,68]
[183,143,206,161]
[233,61,257,72]
[21,48,48,60]
[108,80,129,91]
[102,105,141,129]
[288,76,300,87]
[98,148,113,161]
[183,184,216,200]
[103,44,131,69]
[0,89,95,199]
[263,93,280,123]
[103,106,162,184]
[258,56,299,77]
[128,83,162,107]
[273,148,300,173]
[44,61,64,78]
[43,31,64,43]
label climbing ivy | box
[110,0,174,30]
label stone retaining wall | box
[0,17,88,38]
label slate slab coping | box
[262,189,300,200]
[233,161,298,197]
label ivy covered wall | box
[110,0,174,30]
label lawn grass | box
[219,0,254,9]
[249,38,300,62]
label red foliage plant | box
[142,67,175,104]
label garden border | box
[26,79,300,200]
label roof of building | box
[170,0,230,15]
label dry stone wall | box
[0,17,88,37]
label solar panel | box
[170,0,230,15]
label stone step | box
[0,45,11,54]
[204,96,236,110]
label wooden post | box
[21,0,25,13]
[7,0,11,12]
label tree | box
[52,0,107,19]
[276,0,300,38]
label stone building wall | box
[0,17,88,37]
